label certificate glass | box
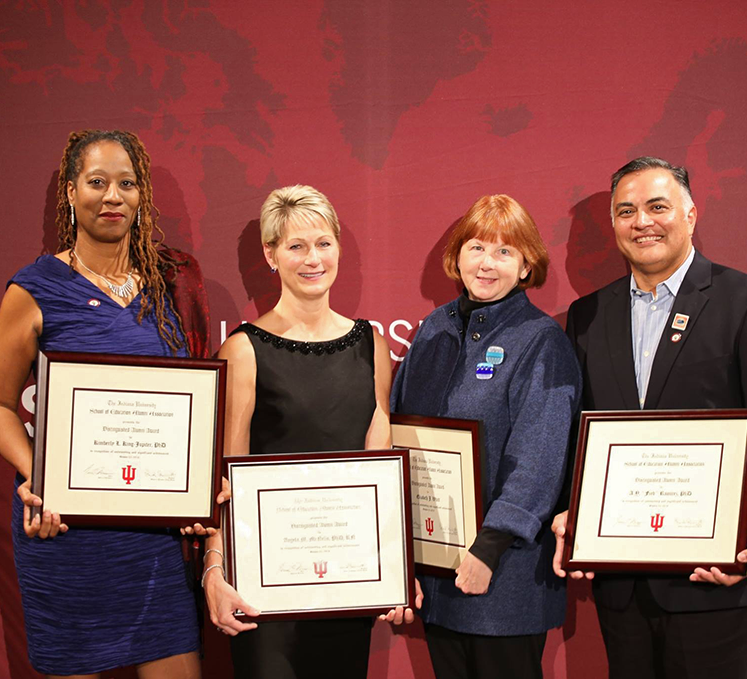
[563,410,747,574]
[224,450,415,620]
[391,414,484,576]
[32,350,226,527]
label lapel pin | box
[671,313,689,331]
[486,346,505,365]
[87,298,101,307]
[476,362,494,380]
[671,332,682,343]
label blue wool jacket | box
[391,292,581,635]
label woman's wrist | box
[203,547,224,565]
[201,563,226,588]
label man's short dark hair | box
[610,157,692,200]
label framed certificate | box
[224,450,415,620]
[563,410,747,574]
[31,350,226,528]
[391,413,484,576]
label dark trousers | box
[229,617,371,679]
[424,623,547,679]
[597,580,747,679]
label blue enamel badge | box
[476,362,494,380]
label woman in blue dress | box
[0,130,202,678]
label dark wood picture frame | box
[224,449,416,621]
[563,409,747,574]
[31,350,226,528]
[391,413,485,577]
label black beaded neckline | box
[241,318,367,355]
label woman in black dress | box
[203,185,392,678]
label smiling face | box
[612,168,696,290]
[66,140,140,247]
[457,237,530,302]
[264,216,340,299]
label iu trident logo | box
[122,465,136,485]
[313,561,328,579]
[651,513,664,532]
[425,517,435,536]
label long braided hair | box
[56,130,185,354]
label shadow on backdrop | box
[419,219,461,311]
[41,172,60,255]
[564,189,705,299]
[151,167,194,253]
[152,167,241,353]
[565,192,628,299]
[237,218,280,317]
[237,219,363,320]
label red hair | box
[442,194,548,289]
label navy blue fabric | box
[9,255,199,675]
[392,291,581,636]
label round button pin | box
[486,346,505,364]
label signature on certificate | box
[612,515,642,528]
[674,517,704,528]
[83,464,114,479]
[143,469,176,481]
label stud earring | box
[270,266,277,274]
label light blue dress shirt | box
[630,247,695,407]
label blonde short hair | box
[260,185,341,246]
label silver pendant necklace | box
[75,253,135,298]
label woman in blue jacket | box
[391,194,581,679]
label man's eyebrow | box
[645,196,671,205]
[614,201,635,210]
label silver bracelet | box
[203,548,224,564]
[201,563,225,588]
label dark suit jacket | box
[566,250,747,612]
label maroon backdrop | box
[2,1,747,677]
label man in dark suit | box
[553,156,747,678]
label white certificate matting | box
[36,355,222,522]
[227,454,411,618]
[391,421,480,572]
[570,413,747,568]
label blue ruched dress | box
[10,255,199,675]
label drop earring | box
[70,203,75,227]
[137,206,141,227]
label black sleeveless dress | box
[229,318,377,679]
